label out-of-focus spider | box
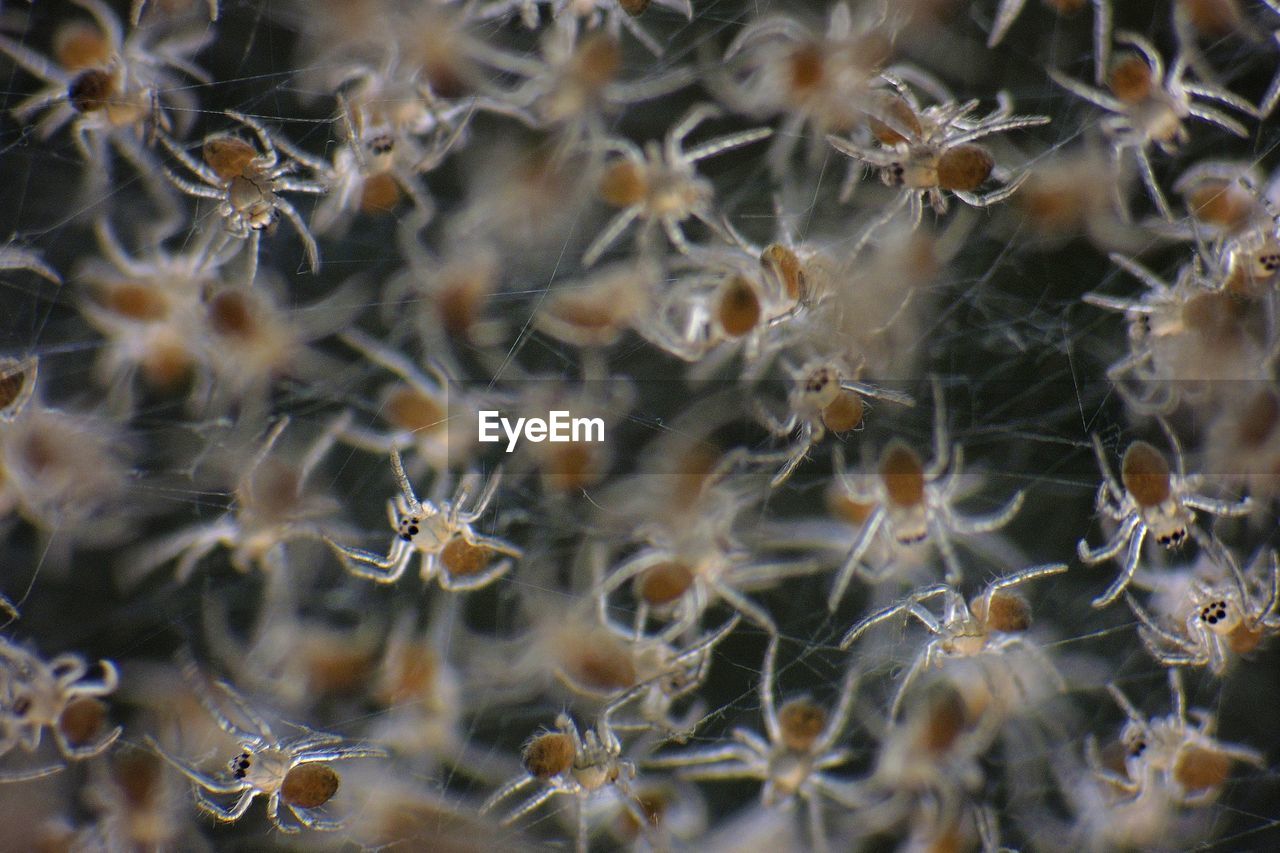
[840,563,1067,719]
[574,611,740,742]
[584,104,772,266]
[1077,429,1252,608]
[147,671,387,833]
[473,0,692,56]
[326,449,521,591]
[480,705,652,853]
[848,682,1001,847]
[1049,31,1256,220]
[988,0,1113,83]
[1084,252,1274,415]
[828,87,1048,226]
[826,385,1027,607]
[644,636,861,853]
[122,416,348,585]
[334,329,481,474]
[297,59,484,235]
[0,639,121,772]
[485,27,694,151]
[131,0,218,25]
[597,479,819,637]
[160,111,327,278]
[1128,546,1280,673]
[1088,669,1263,806]
[640,243,804,369]
[716,1,898,174]
[755,356,915,487]
[0,0,209,219]
[76,217,241,408]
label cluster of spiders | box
[2,0,1280,850]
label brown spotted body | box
[636,561,695,606]
[777,699,828,752]
[880,441,926,510]
[935,145,994,192]
[976,589,1032,633]
[280,763,340,809]
[1109,54,1155,104]
[717,276,763,337]
[1121,441,1173,508]
[440,536,491,577]
[523,731,576,779]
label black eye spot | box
[408,525,419,535]
[11,696,31,716]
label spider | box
[0,0,210,221]
[571,611,741,742]
[1049,31,1256,220]
[643,636,861,853]
[121,416,349,585]
[334,329,482,474]
[638,206,845,372]
[848,681,1002,848]
[583,103,772,267]
[826,384,1027,607]
[146,671,386,833]
[716,1,899,175]
[295,58,484,235]
[1127,546,1279,673]
[1087,669,1263,807]
[839,563,1067,720]
[159,111,327,278]
[326,449,522,591]
[480,706,653,853]
[76,217,243,407]
[754,356,915,487]
[1084,251,1272,415]
[596,474,821,638]
[0,638,121,774]
[1077,428,1252,608]
[483,27,694,152]
[827,86,1048,227]
[639,242,803,369]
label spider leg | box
[829,507,886,611]
[500,784,559,826]
[841,588,946,649]
[1182,494,1252,517]
[480,773,534,815]
[583,206,642,268]
[1091,522,1147,607]
[196,787,258,823]
[1077,513,1140,564]
[145,737,247,795]
[329,538,413,583]
[289,804,345,831]
[987,0,1029,47]
[53,720,122,760]
[273,197,321,274]
[712,581,777,635]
